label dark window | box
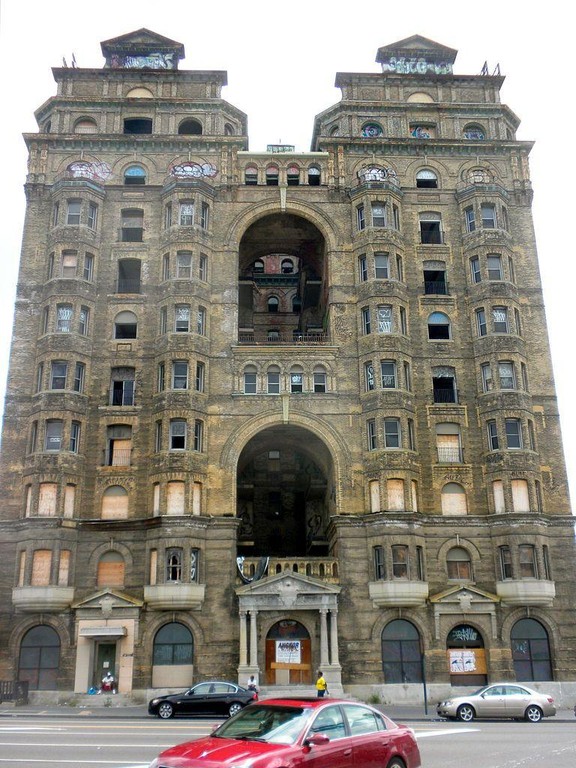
[381,620,423,683]
[153,622,193,665]
[123,118,152,134]
[511,619,552,681]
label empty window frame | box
[120,209,144,242]
[428,312,450,340]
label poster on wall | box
[449,650,477,673]
[276,640,301,664]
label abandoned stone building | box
[0,29,574,702]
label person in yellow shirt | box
[315,670,328,697]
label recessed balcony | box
[12,586,75,612]
[496,580,555,606]
[368,580,429,607]
[144,583,205,610]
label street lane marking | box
[416,727,480,737]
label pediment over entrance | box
[72,589,143,613]
[236,571,340,611]
[430,585,499,641]
[429,584,499,608]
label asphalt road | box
[0,715,574,767]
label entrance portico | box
[236,571,342,692]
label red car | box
[149,696,421,768]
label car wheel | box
[385,759,406,768]
[229,702,243,717]
[158,702,174,719]
[457,704,475,722]
[525,705,543,722]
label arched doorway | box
[446,624,487,686]
[152,622,194,688]
[511,618,552,681]
[237,425,334,558]
[265,620,311,685]
[18,625,60,690]
[381,619,423,683]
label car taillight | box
[252,692,258,701]
[546,697,554,703]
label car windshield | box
[212,705,309,745]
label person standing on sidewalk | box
[315,670,328,697]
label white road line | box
[0,759,151,766]
[417,727,480,737]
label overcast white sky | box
[0,0,573,507]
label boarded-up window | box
[97,551,125,586]
[25,486,32,517]
[167,481,185,515]
[101,486,129,519]
[493,480,505,513]
[511,479,530,513]
[369,480,380,513]
[18,551,26,586]
[441,483,467,516]
[149,549,158,585]
[58,551,70,585]
[31,550,51,586]
[411,480,418,512]
[387,479,404,511]
[64,485,75,518]
[38,483,57,517]
[192,482,202,516]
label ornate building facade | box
[0,29,574,702]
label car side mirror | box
[305,734,330,747]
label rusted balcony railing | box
[238,557,339,583]
[238,331,329,345]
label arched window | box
[381,620,423,683]
[166,548,183,581]
[313,366,327,393]
[267,365,280,394]
[428,311,451,340]
[178,119,203,135]
[18,625,60,690]
[281,259,294,274]
[419,211,442,244]
[361,122,383,138]
[101,485,129,519]
[126,87,153,98]
[114,311,137,339]
[266,166,279,186]
[446,546,472,578]
[267,296,279,313]
[245,166,258,185]
[442,483,468,515]
[416,169,438,188]
[244,365,257,394]
[97,551,125,587]
[464,124,486,140]
[153,622,194,665]
[74,118,98,134]
[287,165,300,186]
[290,366,303,393]
[308,166,321,186]
[253,259,264,273]
[224,123,234,135]
[511,619,552,681]
[124,165,146,185]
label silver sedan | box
[437,683,556,722]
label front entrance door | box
[95,643,116,688]
[265,620,311,685]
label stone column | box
[239,610,248,667]
[249,609,258,668]
[329,608,340,666]
[320,608,329,667]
